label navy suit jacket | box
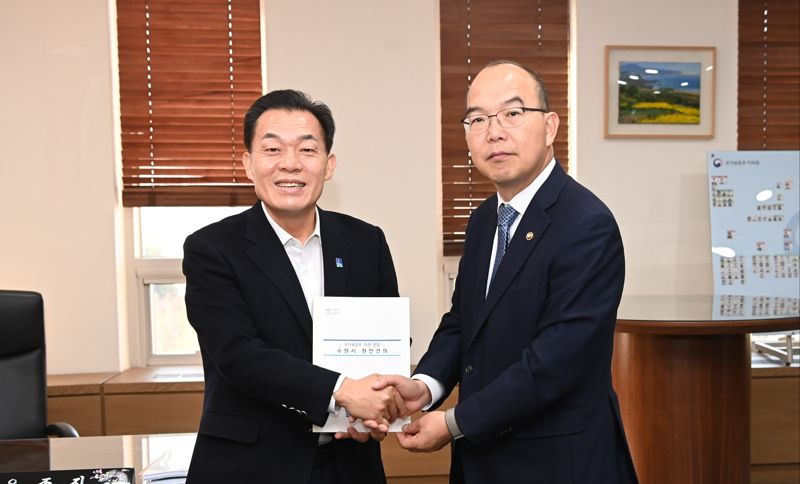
[416,164,638,483]
[182,203,398,483]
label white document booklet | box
[312,296,411,433]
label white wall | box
[0,0,441,373]
[0,0,124,373]
[0,0,740,374]
[574,0,738,295]
[263,0,442,362]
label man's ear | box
[324,153,337,181]
[242,151,255,181]
[544,111,560,148]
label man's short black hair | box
[243,89,336,153]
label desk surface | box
[0,433,196,474]
[617,294,800,334]
[0,431,451,480]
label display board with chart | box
[707,151,800,319]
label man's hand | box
[371,375,431,417]
[334,416,388,443]
[334,374,399,422]
[396,411,450,452]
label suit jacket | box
[182,203,398,484]
[416,163,638,484]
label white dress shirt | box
[262,204,324,312]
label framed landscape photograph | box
[605,46,716,139]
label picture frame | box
[604,45,716,139]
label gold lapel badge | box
[526,232,535,241]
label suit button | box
[464,364,473,375]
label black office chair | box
[0,290,78,439]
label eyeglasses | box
[461,107,548,134]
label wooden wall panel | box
[751,464,800,484]
[47,395,104,437]
[750,367,800,484]
[104,393,204,435]
[752,374,800,464]
[47,372,117,437]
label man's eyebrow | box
[503,96,525,107]
[260,133,319,143]
[463,106,481,117]
[297,134,318,143]
[464,96,526,117]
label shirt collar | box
[260,202,321,246]
[497,158,556,215]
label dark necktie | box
[490,203,519,285]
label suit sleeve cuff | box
[328,374,346,414]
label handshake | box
[332,374,453,452]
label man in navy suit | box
[374,61,639,483]
[183,89,400,483]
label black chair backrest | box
[0,290,48,439]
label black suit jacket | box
[416,164,638,483]
[183,203,398,483]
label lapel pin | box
[335,257,344,268]
[526,232,535,241]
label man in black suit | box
[373,61,639,483]
[183,89,400,483]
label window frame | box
[125,207,201,367]
[137,264,198,366]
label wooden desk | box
[47,367,205,437]
[0,433,195,473]
[0,432,449,484]
[612,295,799,484]
[44,368,452,483]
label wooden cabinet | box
[102,367,203,435]
[47,372,116,436]
[751,365,800,484]
[47,368,203,437]
[47,364,798,483]
[46,368,454,482]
